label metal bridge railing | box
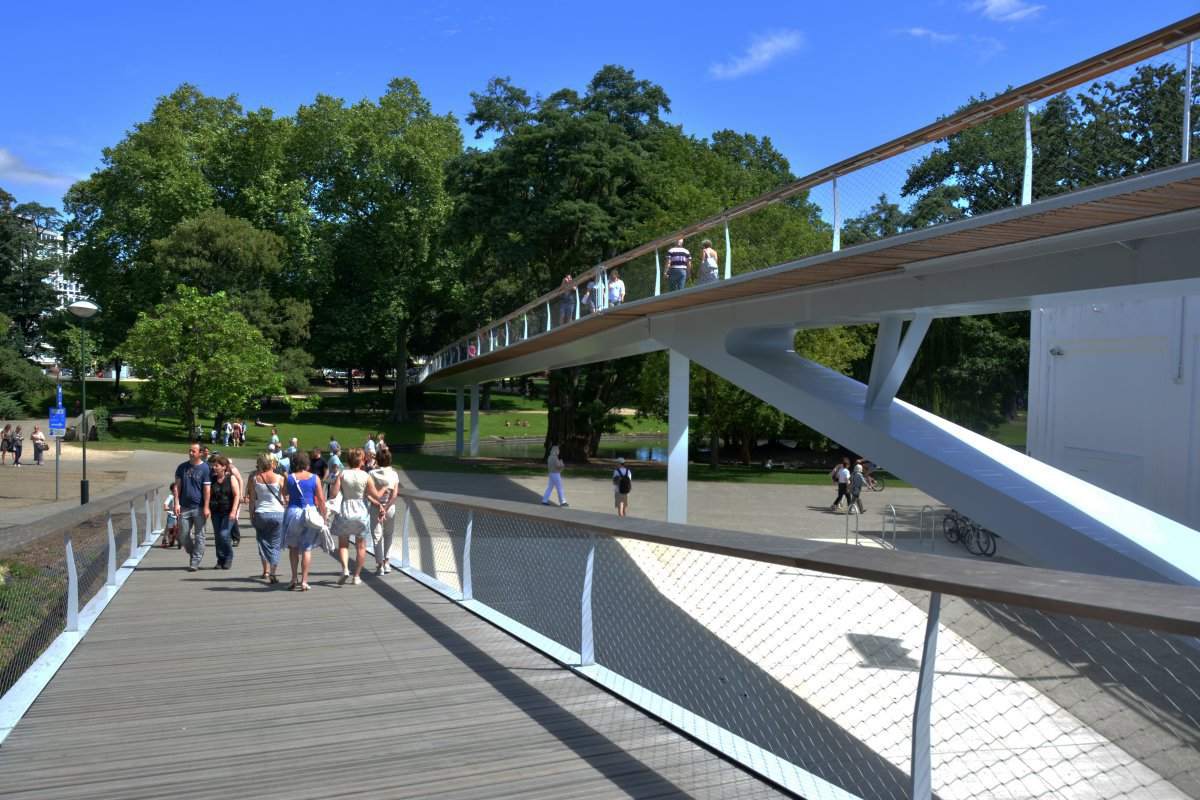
[0,485,161,715]
[424,15,1200,383]
[382,487,1200,800]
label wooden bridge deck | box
[0,543,787,799]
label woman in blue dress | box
[281,450,326,591]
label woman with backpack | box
[612,457,632,517]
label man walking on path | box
[612,457,632,517]
[664,238,691,292]
[173,443,212,571]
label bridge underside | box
[424,165,1200,585]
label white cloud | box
[971,0,1045,23]
[710,30,804,80]
[904,27,960,43]
[0,147,74,188]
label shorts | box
[614,492,629,509]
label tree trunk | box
[545,367,588,462]
[347,373,356,416]
[391,321,408,423]
[481,382,492,410]
[706,373,718,470]
[739,426,752,466]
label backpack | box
[616,468,631,494]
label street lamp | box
[68,300,100,505]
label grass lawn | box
[992,411,1027,449]
[88,386,663,455]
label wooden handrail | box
[395,487,1200,637]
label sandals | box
[301,583,310,592]
[269,574,279,584]
[288,580,298,591]
[261,571,270,580]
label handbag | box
[292,474,328,534]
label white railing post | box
[654,249,662,296]
[1022,100,1033,206]
[401,501,411,568]
[64,530,79,632]
[155,488,163,532]
[832,175,841,252]
[145,493,152,538]
[723,218,732,280]
[523,313,528,340]
[462,510,474,601]
[1184,41,1194,163]
[130,501,139,547]
[546,300,551,330]
[910,591,941,800]
[580,533,596,666]
[574,286,581,320]
[106,513,117,587]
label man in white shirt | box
[608,269,626,305]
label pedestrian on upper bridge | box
[665,238,691,292]
[608,269,625,305]
[698,239,720,285]
[558,274,575,325]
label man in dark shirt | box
[664,238,691,292]
[173,442,211,571]
[310,448,328,482]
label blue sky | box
[1,1,1196,216]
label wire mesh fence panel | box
[405,500,467,596]
[589,540,923,799]
[615,251,658,305]
[72,516,119,610]
[912,593,1200,800]
[467,512,588,651]
[0,535,68,698]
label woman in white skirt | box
[329,447,386,585]
[369,447,402,576]
[541,445,567,507]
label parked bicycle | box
[942,509,997,557]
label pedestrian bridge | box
[419,15,1200,588]
[2,485,1199,799]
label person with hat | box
[612,457,632,517]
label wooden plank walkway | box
[0,542,790,799]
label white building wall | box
[1028,298,1200,531]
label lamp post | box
[68,300,99,505]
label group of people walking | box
[1,423,47,467]
[171,435,403,591]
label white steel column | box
[723,219,732,280]
[469,385,480,457]
[1185,42,1193,163]
[865,312,932,410]
[455,387,465,456]
[667,349,689,523]
[831,176,841,252]
[1022,101,1033,206]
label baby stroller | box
[161,510,181,549]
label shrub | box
[90,406,110,440]
[0,391,24,419]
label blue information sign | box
[49,406,66,437]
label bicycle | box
[942,510,997,557]
[865,474,885,492]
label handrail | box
[429,14,1200,372]
[393,487,1200,636]
[0,482,159,557]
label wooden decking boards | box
[0,543,790,800]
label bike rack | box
[879,505,897,549]
[918,505,935,550]
[843,504,861,545]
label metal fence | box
[387,488,1200,800]
[0,486,160,699]
[425,18,1200,381]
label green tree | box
[120,285,284,439]
[0,193,61,356]
[292,78,462,422]
[64,86,315,387]
[0,311,51,412]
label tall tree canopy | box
[293,78,462,421]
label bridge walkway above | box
[0,543,786,800]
